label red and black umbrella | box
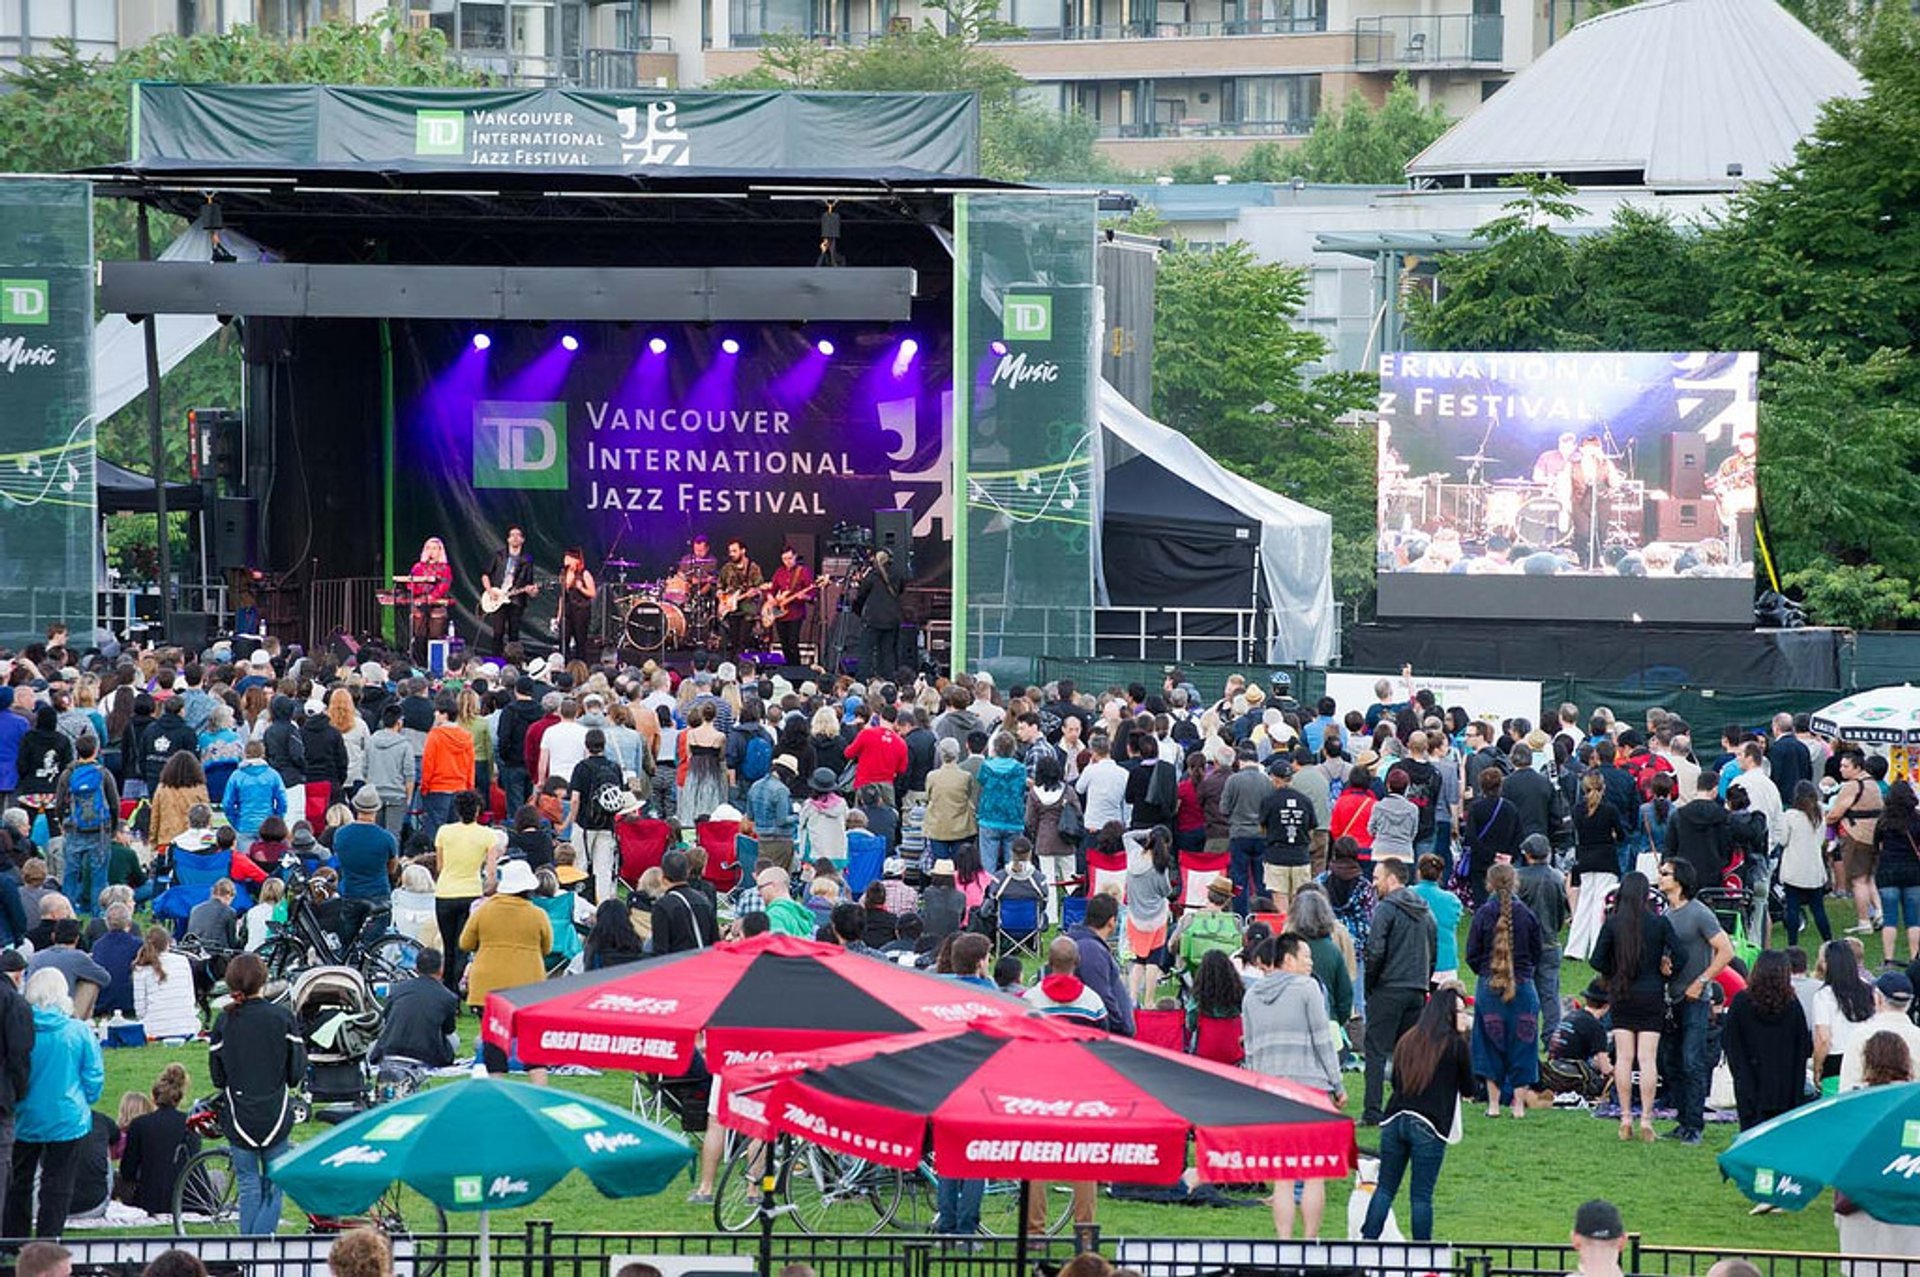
[481,933,1026,1075]
[719,1013,1355,1185]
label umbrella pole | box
[758,1136,780,1277]
[1015,1180,1031,1277]
[480,1207,491,1277]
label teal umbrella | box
[273,1072,692,1277]
[1718,1081,1920,1222]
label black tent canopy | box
[1102,452,1262,610]
[96,457,202,515]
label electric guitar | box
[759,576,829,629]
[480,577,541,615]
[717,583,765,615]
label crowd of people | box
[0,623,1915,1252]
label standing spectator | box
[1826,751,1883,935]
[0,949,34,1216]
[922,739,978,870]
[299,703,349,828]
[1567,1201,1628,1277]
[4,969,103,1237]
[1329,764,1377,856]
[1360,986,1475,1242]
[1409,854,1461,987]
[1875,781,1920,965]
[844,705,909,795]
[259,696,305,820]
[207,953,304,1234]
[1657,857,1735,1142]
[327,689,370,789]
[362,707,414,841]
[974,734,1028,874]
[12,709,69,807]
[221,741,287,855]
[1123,828,1175,1006]
[1218,746,1270,914]
[798,770,850,870]
[334,790,397,946]
[50,736,118,914]
[1722,949,1812,1129]
[1459,768,1522,910]
[1503,744,1559,844]
[565,729,625,905]
[1257,759,1315,916]
[1361,858,1437,1125]
[1368,769,1421,862]
[1667,772,1731,888]
[1243,935,1345,1239]
[433,791,500,993]
[147,752,209,860]
[1566,773,1628,962]
[1464,862,1543,1118]
[460,861,552,1070]
[1514,834,1570,1034]
[419,698,475,850]
[1026,754,1081,924]
[493,679,544,817]
[1286,888,1354,1027]
[1767,712,1813,806]
[1074,736,1130,833]
[1779,781,1833,949]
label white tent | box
[1098,381,1335,665]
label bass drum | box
[623,597,687,652]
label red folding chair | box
[1087,845,1129,901]
[1193,1012,1245,1067]
[695,819,743,893]
[1133,1007,1188,1054]
[616,817,675,888]
[1179,849,1232,909]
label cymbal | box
[1456,452,1498,464]
[604,558,646,568]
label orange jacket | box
[421,723,476,795]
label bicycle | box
[171,1100,448,1272]
[255,863,427,995]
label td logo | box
[1003,293,1052,342]
[415,110,466,156]
[474,401,568,490]
[0,280,48,326]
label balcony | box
[1104,116,1312,137]
[1353,13,1503,67]
[451,43,677,87]
[985,14,1324,40]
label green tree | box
[1153,242,1378,609]
[1776,0,1899,62]
[1404,174,1588,350]
[1295,73,1451,185]
[710,0,1112,181]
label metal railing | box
[452,44,675,88]
[22,1226,1920,1277]
[985,13,1325,38]
[99,584,231,640]
[307,575,389,653]
[724,24,894,48]
[1354,12,1504,64]
[966,604,1272,666]
[1109,116,1314,138]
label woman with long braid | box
[1465,862,1544,1118]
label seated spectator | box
[81,884,135,950]
[67,1109,116,1223]
[860,882,899,948]
[389,864,438,950]
[328,1227,393,1277]
[243,877,287,952]
[119,1063,194,1217]
[582,899,647,970]
[90,904,142,1019]
[131,928,201,1041]
[25,918,110,999]
[369,949,459,1068]
[17,859,51,926]
[185,879,240,951]
[247,816,292,874]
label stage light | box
[815,338,836,357]
[471,333,491,351]
[721,337,741,356]
[561,334,580,352]
[892,337,919,377]
[647,336,668,355]
[990,340,1009,356]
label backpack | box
[68,762,109,833]
[741,733,773,783]
[1181,909,1242,966]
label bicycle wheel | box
[171,1147,240,1233]
[359,932,426,994]
[887,1162,938,1233]
[785,1146,903,1235]
[257,935,308,983]
[979,1179,1072,1237]
[713,1136,771,1234]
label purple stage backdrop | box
[391,321,952,646]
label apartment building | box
[3,0,1572,164]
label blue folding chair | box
[993,894,1045,962]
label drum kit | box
[1382,449,1644,549]
[604,557,702,654]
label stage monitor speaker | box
[783,532,818,569]
[873,508,913,558]
[1661,432,1707,499]
[171,611,214,651]
[213,496,257,570]
[1646,497,1708,543]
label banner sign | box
[1323,671,1544,734]
[954,194,1099,676]
[391,321,951,646]
[0,181,95,646]
[132,86,980,177]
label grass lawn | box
[90,896,1892,1254]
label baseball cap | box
[1265,757,1294,778]
[1573,1199,1625,1240]
[1878,971,1915,1002]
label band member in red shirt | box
[409,537,453,663]
[766,544,815,668]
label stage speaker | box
[782,531,819,569]
[171,611,214,652]
[873,508,913,566]
[212,496,257,570]
[1646,496,1708,542]
[1660,432,1707,499]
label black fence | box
[28,1226,1920,1277]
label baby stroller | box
[291,966,383,1111]
[1699,845,1754,939]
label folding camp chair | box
[1133,1007,1188,1054]
[616,817,675,888]
[993,895,1045,963]
[1087,845,1128,902]
[1179,848,1232,910]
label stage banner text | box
[0,181,94,645]
[954,194,1098,676]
